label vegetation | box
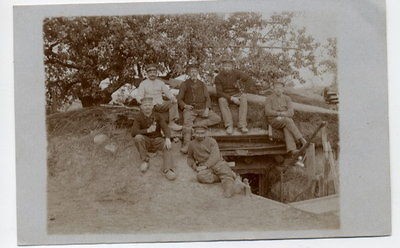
[43,12,335,112]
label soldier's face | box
[274,85,284,96]
[188,68,199,79]
[147,70,157,80]
[222,62,233,72]
[195,135,205,142]
[141,102,154,115]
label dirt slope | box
[47,126,339,235]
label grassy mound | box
[46,111,340,233]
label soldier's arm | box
[131,117,148,137]
[161,80,175,100]
[203,138,221,168]
[203,83,212,109]
[215,76,232,100]
[236,70,256,90]
[280,96,294,117]
[157,114,171,138]
[177,81,188,109]
[187,144,197,170]
[136,82,145,104]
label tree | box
[318,37,337,86]
[44,12,322,112]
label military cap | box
[273,81,286,87]
[145,64,158,72]
[193,125,208,137]
[219,55,234,64]
[141,97,154,104]
[186,63,199,73]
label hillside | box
[47,107,339,234]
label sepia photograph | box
[44,11,340,234]
[13,0,390,245]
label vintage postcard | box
[14,0,390,245]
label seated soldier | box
[187,125,244,198]
[136,63,182,131]
[264,82,307,156]
[177,64,221,154]
[131,97,177,181]
[214,56,256,134]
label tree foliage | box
[44,12,322,112]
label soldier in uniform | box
[187,125,244,198]
[136,64,182,131]
[177,64,221,154]
[264,82,307,155]
[214,56,256,134]
[131,97,177,181]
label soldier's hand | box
[184,104,194,110]
[164,138,172,150]
[230,96,240,105]
[202,108,209,117]
[196,165,207,172]
[147,123,157,133]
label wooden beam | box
[305,143,316,179]
[206,85,338,115]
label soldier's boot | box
[221,178,235,198]
[180,127,192,154]
[233,175,246,194]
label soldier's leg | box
[196,168,220,184]
[212,161,237,197]
[183,108,197,127]
[193,109,221,127]
[238,93,248,129]
[153,103,170,121]
[268,117,286,130]
[218,97,233,128]
[282,117,304,140]
[181,109,196,153]
[133,134,151,162]
[283,127,297,152]
[152,137,176,180]
[168,101,180,123]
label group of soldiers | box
[131,57,307,197]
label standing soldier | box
[131,97,177,181]
[214,56,256,134]
[177,64,221,154]
[136,64,182,131]
[187,125,246,198]
[264,82,307,156]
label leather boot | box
[180,127,192,154]
[221,178,235,198]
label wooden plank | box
[321,125,329,161]
[304,143,316,179]
[327,142,339,194]
[268,124,273,141]
[218,143,286,150]
[220,149,287,156]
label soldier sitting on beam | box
[177,63,221,154]
[264,81,307,156]
[136,63,182,131]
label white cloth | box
[136,78,174,105]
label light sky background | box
[1,1,399,248]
